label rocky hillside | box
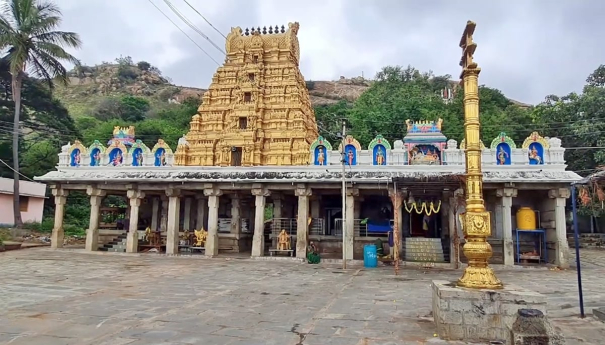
[54,63,529,118]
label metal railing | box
[334,218,393,237]
[217,218,251,233]
[269,217,325,237]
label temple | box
[174,23,317,166]
[35,23,581,269]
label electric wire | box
[182,0,227,39]
[146,0,220,65]
[162,0,226,55]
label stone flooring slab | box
[0,248,604,344]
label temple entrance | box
[409,211,442,238]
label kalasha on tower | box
[174,22,318,166]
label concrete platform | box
[432,280,547,343]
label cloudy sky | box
[55,0,603,105]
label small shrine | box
[403,119,446,165]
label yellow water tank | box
[516,207,537,230]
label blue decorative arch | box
[528,143,544,165]
[108,147,124,166]
[154,148,167,166]
[495,143,511,165]
[344,144,357,166]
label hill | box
[53,60,531,119]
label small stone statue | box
[194,228,208,247]
[144,227,151,242]
[277,229,291,250]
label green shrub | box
[305,80,315,90]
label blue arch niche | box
[154,148,167,166]
[108,148,124,166]
[90,148,101,166]
[495,143,511,165]
[344,144,357,166]
[132,147,144,166]
[528,143,544,165]
[314,145,328,166]
[70,149,81,167]
[373,144,387,165]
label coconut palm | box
[0,0,81,227]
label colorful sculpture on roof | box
[490,132,516,166]
[310,136,332,166]
[403,119,446,165]
[522,132,549,165]
[338,135,361,166]
[368,135,391,166]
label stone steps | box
[98,233,127,252]
[403,237,445,262]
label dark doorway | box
[410,211,441,238]
[231,147,242,166]
[239,117,248,129]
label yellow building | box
[174,23,318,167]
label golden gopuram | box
[457,21,503,289]
[174,23,318,166]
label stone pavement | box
[1,249,605,345]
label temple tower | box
[175,23,318,166]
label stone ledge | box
[432,280,547,343]
[594,307,605,323]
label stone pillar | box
[497,188,517,266]
[160,196,168,232]
[126,190,145,253]
[353,197,362,219]
[251,188,270,257]
[231,195,241,236]
[344,189,358,260]
[388,188,404,263]
[51,188,68,249]
[310,196,320,218]
[272,194,283,219]
[85,187,106,252]
[549,188,570,268]
[165,188,181,255]
[195,196,207,230]
[150,197,159,230]
[183,197,192,231]
[204,187,222,257]
[448,196,457,268]
[295,186,312,259]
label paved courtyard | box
[1,249,605,345]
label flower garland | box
[403,201,442,216]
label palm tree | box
[0,0,81,227]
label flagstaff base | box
[432,280,547,343]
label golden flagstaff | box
[457,21,503,289]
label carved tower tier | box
[175,23,318,166]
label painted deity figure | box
[92,150,101,166]
[317,147,325,166]
[111,151,123,166]
[155,150,167,166]
[376,147,385,165]
[73,151,81,166]
[498,146,509,165]
[347,149,354,165]
[277,229,291,250]
[528,145,542,164]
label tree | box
[137,61,151,71]
[119,96,149,122]
[0,0,81,227]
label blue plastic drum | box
[363,244,378,268]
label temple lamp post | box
[457,21,502,289]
